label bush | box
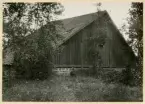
[3,65,16,91]
[14,48,53,80]
[3,67,10,88]
[99,69,124,83]
[121,67,134,86]
[99,67,142,87]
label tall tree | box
[121,2,143,85]
[3,3,64,79]
[128,2,143,59]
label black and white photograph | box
[2,1,143,102]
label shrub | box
[3,3,64,80]
[3,65,16,92]
[100,69,123,83]
[3,66,10,88]
[13,45,53,80]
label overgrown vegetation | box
[3,2,143,101]
[87,2,143,87]
[87,33,106,77]
[3,76,142,101]
[3,3,64,80]
[87,3,107,77]
[121,2,143,86]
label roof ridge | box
[57,10,107,46]
[52,11,108,22]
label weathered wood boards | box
[3,11,136,69]
[53,11,136,68]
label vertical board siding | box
[53,16,135,68]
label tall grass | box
[3,76,142,101]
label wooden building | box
[3,11,136,70]
[52,11,136,69]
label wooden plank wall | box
[53,15,135,68]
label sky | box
[57,1,131,40]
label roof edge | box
[57,10,107,47]
[105,11,137,58]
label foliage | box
[3,66,11,88]
[87,24,107,76]
[121,2,143,86]
[127,3,143,56]
[3,76,142,101]
[87,34,106,76]
[3,3,64,79]
[86,4,107,76]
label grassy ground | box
[3,75,142,102]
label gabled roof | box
[3,11,106,65]
[54,11,106,46]
[4,10,134,65]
